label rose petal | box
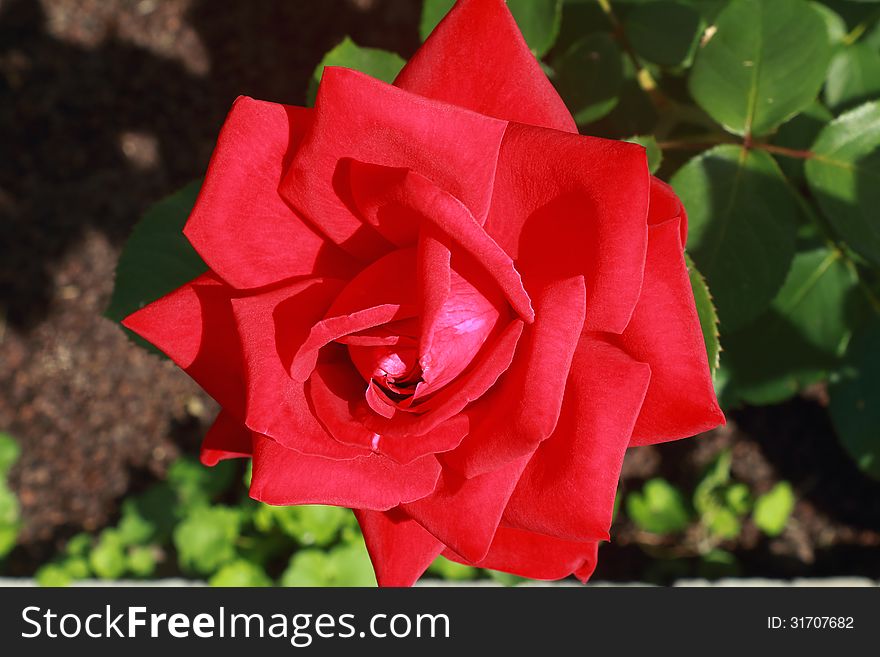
[485,123,650,333]
[249,435,441,511]
[443,276,586,478]
[229,280,371,460]
[326,248,418,317]
[347,161,534,323]
[308,361,472,463]
[122,273,245,416]
[361,318,525,436]
[290,303,417,382]
[443,526,599,583]
[401,453,531,562]
[417,226,452,359]
[183,97,357,289]
[200,409,253,466]
[502,336,651,542]
[648,176,688,245]
[395,0,576,133]
[611,218,724,445]
[283,67,507,261]
[354,508,444,587]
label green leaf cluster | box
[625,450,796,547]
[0,433,21,560]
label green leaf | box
[128,483,177,541]
[691,450,748,539]
[117,498,157,546]
[688,0,831,136]
[280,550,333,587]
[127,545,159,578]
[698,548,741,579]
[106,180,207,353]
[686,254,720,378]
[64,533,93,558]
[36,563,73,587]
[506,0,563,57]
[61,555,91,580]
[626,1,705,68]
[626,135,663,174]
[626,478,692,534]
[209,560,272,587]
[825,43,880,111]
[703,506,741,539]
[327,539,378,587]
[487,570,528,586]
[167,456,237,510]
[420,0,456,40]
[552,33,623,125]
[725,483,754,515]
[806,102,880,267]
[721,247,858,405]
[0,433,20,475]
[829,318,880,480]
[753,482,796,536]
[671,145,799,330]
[694,449,732,502]
[772,101,833,184]
[256,504,350,547]
[812,1,848,46]
[307,37,406,106]
[427,556,478,581]
[89,529,128,580]
[173,506,241,575]
[420,0,562,57]
[0,475,20,558]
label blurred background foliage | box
[3,0,880,585]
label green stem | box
[658,135,815,160]
[786,181,880,316]
[595,0,665,106]
[842,8,880,47]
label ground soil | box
[1,0,878,580]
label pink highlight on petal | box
[371,433,381,451]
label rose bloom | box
[124,0,723,585]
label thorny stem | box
[660,135,880,315]
[658,136,815,160]
[788,182,880,316]
[595,0,665,106]
[842,7,880,47]
[596,0,880,315]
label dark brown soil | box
[0,0,420,567]
[1,0,879,580]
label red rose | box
[124,0,723,586]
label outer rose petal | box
[249,435,441,511]
[355,508,444,587]
[122,273,245,417]
[395,0,576,133]
[444,276,586,477]
[183,97,357,289]
[648,176,688,245]
[444,526,599,583]
[283,67,508,261]
[485,122,650,334]
[401,454,531,562]
[200,409,252,466]
[612,219,724,445]
[502,337,651,542]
